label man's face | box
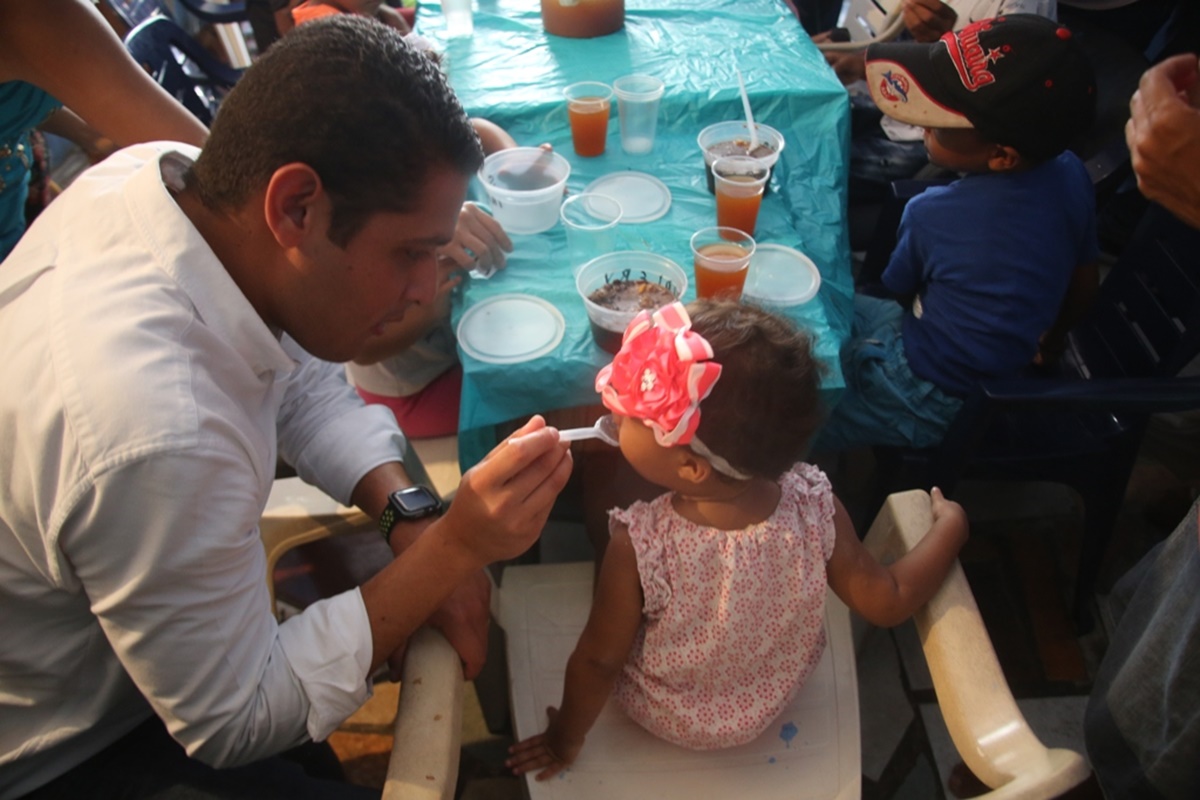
[287,166,469,363]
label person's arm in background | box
[817,0,958,86]
[1126,54,1200,230]
[376,2,412,34]
[0,0,207,149]
[472,117,519,155]
[37,107,117,163]
[901,0,959,43]
[1036,260,1100,368]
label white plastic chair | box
[817,0,907,52]
[495,490,1093,799]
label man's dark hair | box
[186,15,483,246]
[688,299,827,481]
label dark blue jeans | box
[19,716,379,800]
[1084,498,1200,799]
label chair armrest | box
[259,477,373,615]
[863,491,1091,799]
[384,627,464,800]
[978,374,1200,413]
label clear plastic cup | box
[612,74,665,155]
[563,82,613,157]
[560,193,623,275]
[712,155,769,236]
[443,0,474,36]
[697,120,785,194]
[690,226,756,300]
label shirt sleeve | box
[275,337,411,505]
[60,444,375,768]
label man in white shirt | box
[0,16,572,799]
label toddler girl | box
[507,298,968,779]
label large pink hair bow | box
[595,302,721,447]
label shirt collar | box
[124,143,297,379]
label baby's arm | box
[826,488,968,627]
[506,522,644,781]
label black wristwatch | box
[379,485,443,544]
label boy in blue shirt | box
[816,14,1101,452]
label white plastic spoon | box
[557,414,619,446]
[736,67,760,151]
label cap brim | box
[864,41,973,130]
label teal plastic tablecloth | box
[419,0,853,468]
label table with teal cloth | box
[420,0,853,469]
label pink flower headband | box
[595,302,751,480]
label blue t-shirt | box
[883,152,1099,395]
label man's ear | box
[677,449,713,486]
[263,163,324,248]
[987,144,1023,173]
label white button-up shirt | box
[0,144,408,798]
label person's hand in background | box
[1127,54,1200,229]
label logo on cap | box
[943,19,1005,92]
[877,69,911,104]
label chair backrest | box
[124,15,243,125]
[104,0,163,31]
[841,0,903,42]
[174,0,249,24]
[1069,204,1200,381]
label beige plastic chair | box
[495,490,1092,799]
[816,0,907,52]
[259,437,465,800]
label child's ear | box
[987,145,1023,173]
[676,450,713,485]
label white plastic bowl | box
[477,147,571,234]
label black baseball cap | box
[864,14,1096,160]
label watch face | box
[392,486,441,516]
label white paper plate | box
[583,171,672,223]
[743,244,821,307]
[457,293,566,364]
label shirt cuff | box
[277,588,375,741]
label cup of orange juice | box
[690,226,756,300]
[564,81,613,157]
[712,155,768,236]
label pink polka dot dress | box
[610,463,837,750]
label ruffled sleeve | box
[784,462,838,562]
[610,500,672,617]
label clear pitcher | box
[540,0,624,38]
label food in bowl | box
[576,252,688,354]
[587,279,677,354]
[588,278,676,313]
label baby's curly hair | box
[687,299,826,480]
